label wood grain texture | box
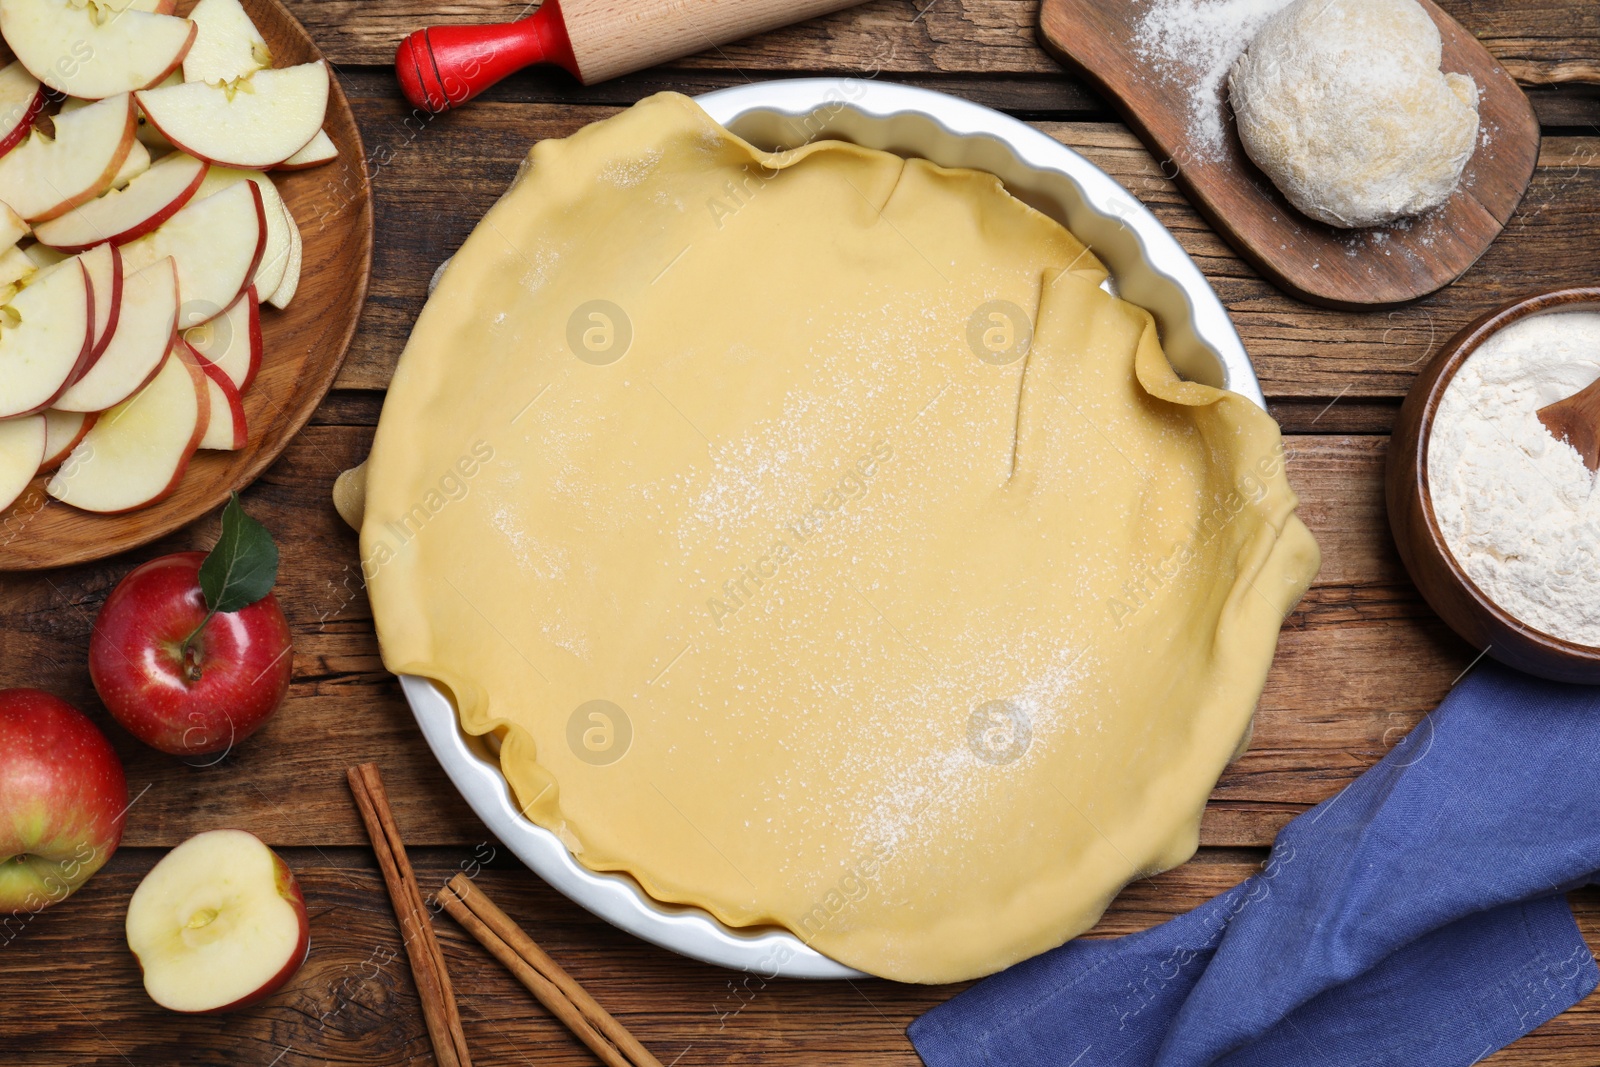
[325,81,1600,400]
[0,0,374,571]
[0,424,1471,852]
[1039,0,1541,308]
[5,847,1600,1065]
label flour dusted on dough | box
[1429,312,1600,646]
[1228,0,1479,228]
[1133,0,1293,164]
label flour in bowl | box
[1428,311,1600,646]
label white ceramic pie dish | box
[401,78,1264,980]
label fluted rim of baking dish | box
[403,78,1263,981]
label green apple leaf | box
[199,492,279,616]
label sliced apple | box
[109,137,150,189]
[0,0,196,99]
[182,285,257,391]
[120,178,264,327]
[0,257,90,417]
[47,339,206,512]
[196,166,289,296]
[0,243,34,300]
[0,202,27,251]
[39,407,93,469]
[125,829,309,1015]
[22,241,63,269]
[182,0,268,86]
[194,348,244,449]
[55,256,177,412]
[0,60,44,159]
[135,76,181,150]
[274,128,334,171]
[135,60,327,170]
[33,151,207,252]
[0,93,135,221]
[0,412,44,510]
[266,201,299,309]
[65,240,120,369]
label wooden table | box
[4,2,1599,1063]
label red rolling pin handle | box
[395,0,579,113]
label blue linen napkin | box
[909,662,1600,1067]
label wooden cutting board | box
[1038,0,1540,309]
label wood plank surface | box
[6,847,1599,1065]
[6,0,1600,1062]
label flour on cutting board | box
[1428,311,1600,647]
[1131,0,1292,163]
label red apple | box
[90,551,291,756]
[0,689,127,914]
[126,828,310,1013]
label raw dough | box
[1229,0,1480,228]
[362,93,1319,983]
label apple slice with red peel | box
[0,93,136,221]
[182,0,269,86]
[39,408,94,470]
[0,202,27,251]
[183,285,258,391]
[0,258,91,417]
[34,152,207,252]
[195,350,245,449]
[0,0,196,99]
[55,256,177,412]
[126,829,309,1014]
[274,128,334,171]
[196,166,290,296]
[109,138,150,189]
[0,243,34,301]
[121,178,264,327]
[0,60,44,159]
[32,241,122,378]
[267,202,300,309]
[48,341,207,513]
[135,61,328,170]
[0,412,44,511]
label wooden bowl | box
[1387,287,1600,683]
[0,0,373,571]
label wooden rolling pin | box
[396,0,866,113]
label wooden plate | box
[0,0,372,571]
[1387,287,1600,684]
[1038,0,1540,309]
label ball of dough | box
[1228,0,1480,229]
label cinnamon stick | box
[348,763,473,1067]
[439,873,664,1067]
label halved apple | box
[0,257,90,417]
[54,256,175,412]
[0,93,136,221]
[39,407,93,469]
[135,60,327,170]
[196,166,289,296]
[33,151,207,252]
[47,339,206,512]
[0,411,44,511]
[194,348,245,449]
[0,0,196,99]
[0,60,44,159]
[182,285,257,391]
[120,178,264,327]
[266,201,299,309]
[109,138,150,189]
[125,829,309,1015]
[182,0,269,86]
[274,128,334,171]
